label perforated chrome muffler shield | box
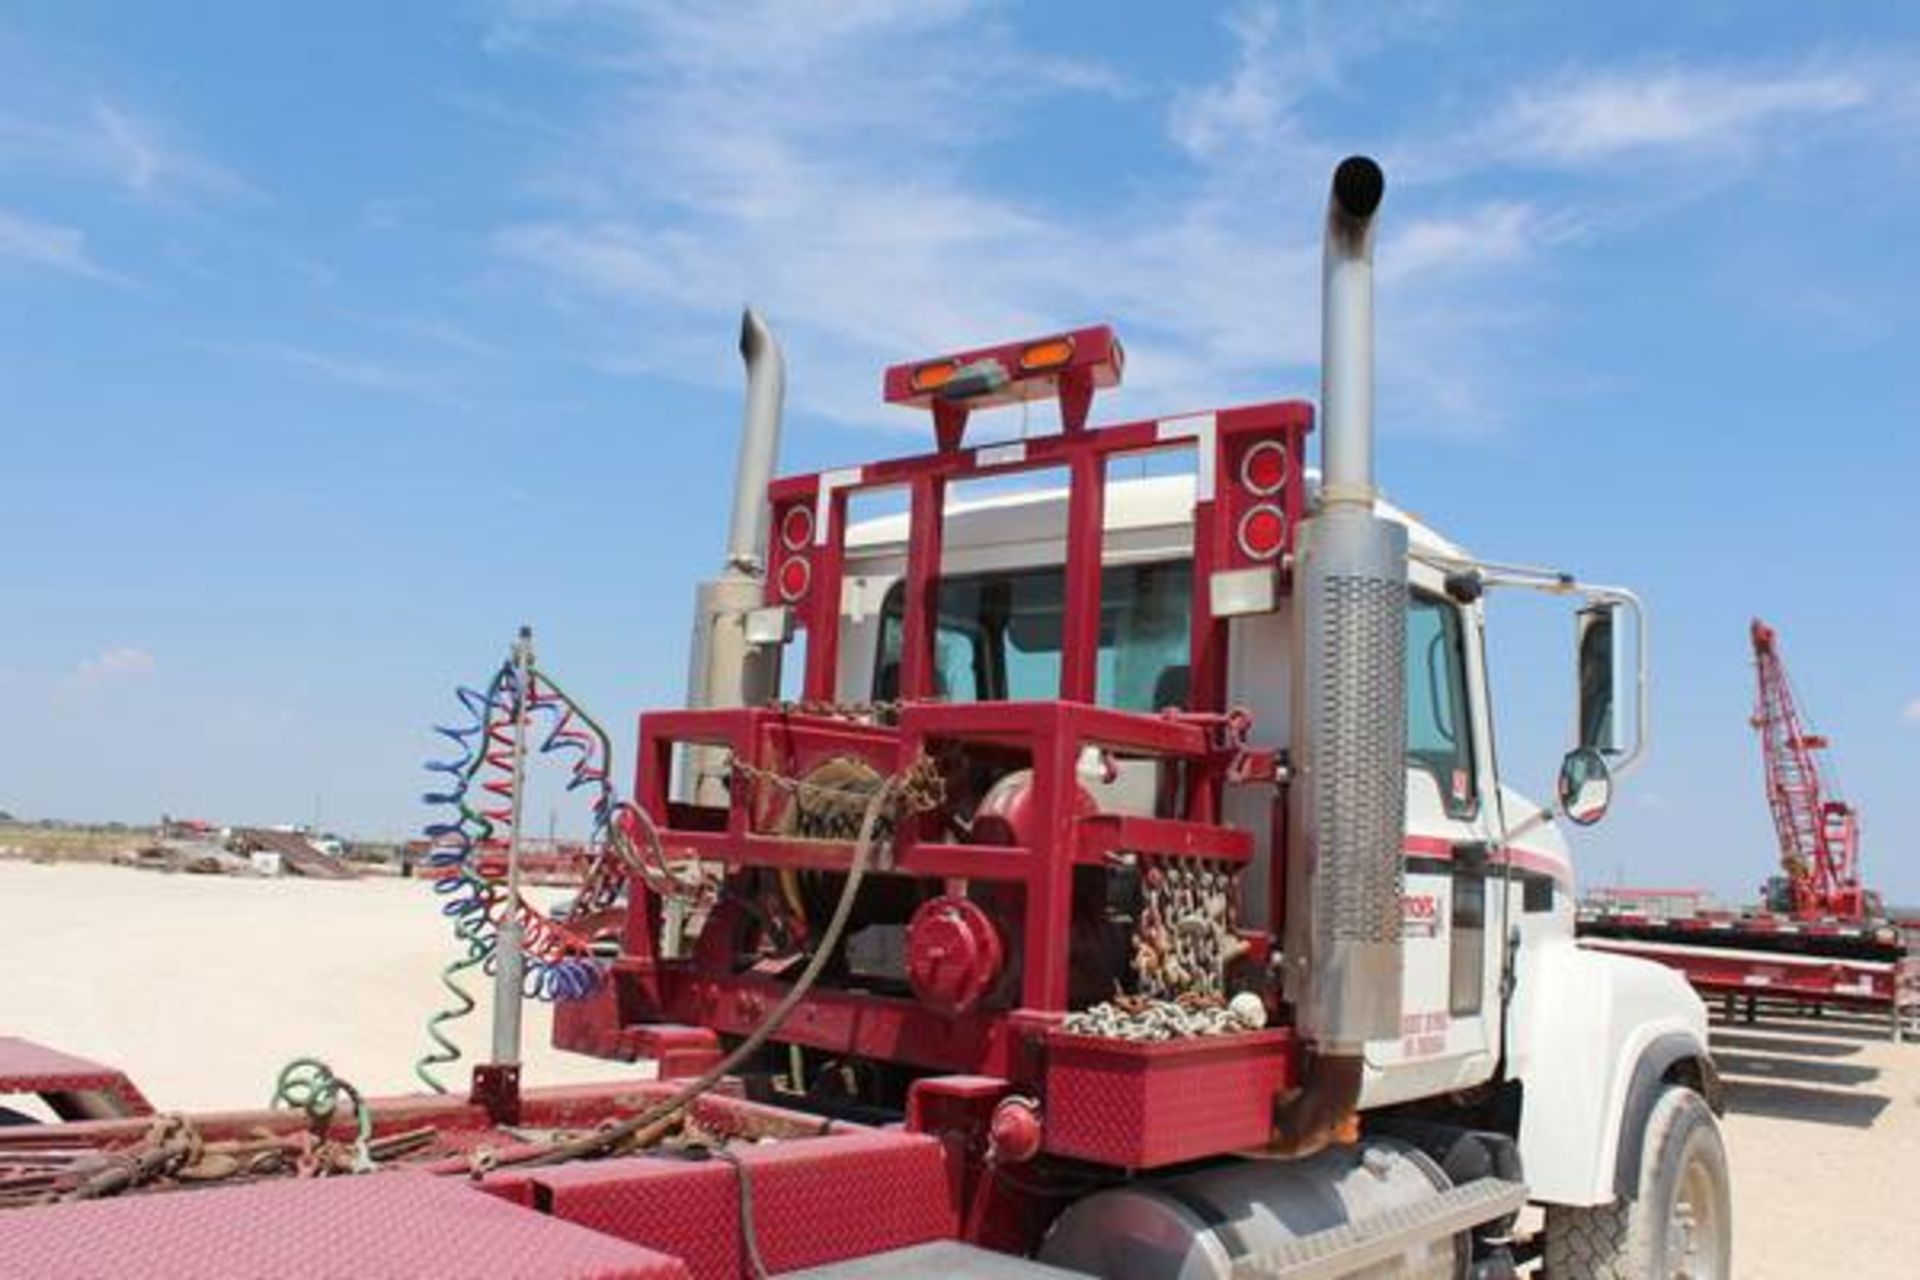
[1291,505,1408,1052]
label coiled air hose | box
[415,657,637,1090]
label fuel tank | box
[1038,1140,1463,1279]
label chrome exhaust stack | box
[684,309,786,799]
[1288,156,1407,1058]
[724,308,787,576]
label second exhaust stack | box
[684,308,786,807]
[1288,156,1408,1055]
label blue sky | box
[2,2,1916,904]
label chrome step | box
[1231,1177,1530,1280]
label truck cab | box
[567,157,1728,1278]
[822,451,1709,1185]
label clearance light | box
[1019,336,1075,371]
[1239,440,1289,495]
[881,325,1124,447]
[776,556,812,602]
[1237,504,1287,560]
[779,505,815,550]
[911,361,958,394]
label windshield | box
[874,561,1192,710]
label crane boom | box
[1749,618,1866,919]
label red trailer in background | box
[1577,620,1916,1038]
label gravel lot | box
[4,860,1916,1273]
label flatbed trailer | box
[1577,909,1917,1040]
[0,1043,981,1279]
[0,1033,1527,1279]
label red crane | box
[1749,618,1869,920]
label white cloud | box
[192,338,459,403]
[1478,65,1873,167]
[359,196,417,231]
[1383,202,1570,279]
[0,89,257,207]
[1168,3,1300,162]
[480,1,1550,432]
[0,207,125,282]
[73,647,156,686]
[1166,1,1442,169]
[1903,696,1920,725]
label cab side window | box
[1407,593,1478,819]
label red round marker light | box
[1237,504,1287,560]
[777,556,812,601]
[1239,440,1288,495]
[780,504,815,550]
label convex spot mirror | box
[1557,747,1614,827]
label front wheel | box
[1543,1085,1731,1279]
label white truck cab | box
[832,468,1717,1216]
[684,156,1729,1278]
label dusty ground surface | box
[0,861,647,1109]
[3,860,1916,1275]
[1711,1005,1920,1278]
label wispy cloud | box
[1474,63,1876,168]
[1903,695,1920,725]
[359,196,417,231]
[0,207,127,282]
[1167,2,1310,164]
[348,312,503,359]
[192,338,459,404]
[475,4,1920,437]
[0,100,257,207]
[72,646,155,686]
[481,0,1551,431]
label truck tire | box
[1543,1086,1730,1279]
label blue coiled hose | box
[414,658,624,1091]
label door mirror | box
[1557,747,1614,826]
[1576,603,1623,755]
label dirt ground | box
[1710,1004,1920,1278]
[3,860,1916,1274]
[0,861,647,1109]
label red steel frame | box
[763,397,1311,716]
[616,701,1256,1079]
[564,377,1311,1163]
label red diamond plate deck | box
[0,1036,152,1117]
[495,1127,959,1280]
[0,1171,689,1279]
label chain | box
[1062,992,1266,1041]
[1058,854,1259,1042]
[1133,856,1245,1001]
[764,698,905,724]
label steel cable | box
[495,759,939,1172]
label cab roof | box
[843,472,1468,562]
